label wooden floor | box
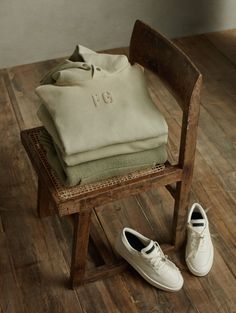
[0,29,236,313]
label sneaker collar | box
[141,240,156,254]
[141,241,168,270]
[189,219,206,233]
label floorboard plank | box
[0,232,26,313]
[0,75,84,313]
[205,29,236,67]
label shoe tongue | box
[141,240,155,254]
[191,219,205,232]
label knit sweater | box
[38,104,167,166]
[40,129,167,186]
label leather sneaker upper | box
[115,227,183,291]
[186,203,214,276]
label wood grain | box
[0,71,83,313]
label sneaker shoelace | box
[187,224,206,259]
[141,242,172,271]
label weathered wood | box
[129,20,201,111]
[0,231,26,313]
[172,74,202,248]
[57,165,183,215]
[0,74,84,313]
[80,261,128,285]
[130,20,202,248]
[90,210,117,264]
[70,210,92,287]
[77,276,139,313]
[205,29,236,67]
[165,183,176,198]
[37,177,55,218]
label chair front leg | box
[70,209,92,288]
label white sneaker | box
[115,227,183,291]
[186,203,214,276]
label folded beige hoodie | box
[36,49,168,165]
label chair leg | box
[37,178,53,218]
[172,180,191,250]
[70,210,92,288]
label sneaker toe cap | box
[187,251,213,276]
[157,266,184,291]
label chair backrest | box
[129,20,202,169]
[129,20,201,112]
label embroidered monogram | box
[92,91,114,107]
[92,93,100,106]
[102,91,113,104]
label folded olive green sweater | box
[40,129,167,186]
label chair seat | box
[21,127,167,214]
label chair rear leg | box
[37,178,53,218]
[172,180,192,250]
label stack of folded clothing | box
[36,45,168,186]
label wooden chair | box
[21,20,202,288]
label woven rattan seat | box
[21,126,165,213]
[21,20,202,288]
